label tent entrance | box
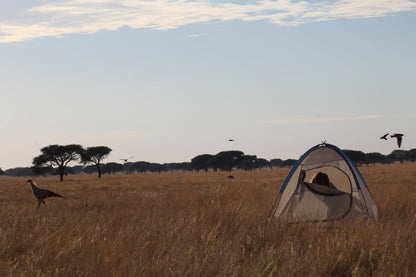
[287,165,354,221]
[303,165,353,194]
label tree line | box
[1,144,416,180]
[0,144,112,181]
[342,149,416,165]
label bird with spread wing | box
[379,132,404,148]
[390,133,404,148]
[380,133,389,140]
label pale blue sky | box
[1,0,416,169]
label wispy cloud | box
[262,113,416,124]
[0,0,415,43]
[188,33,204,38]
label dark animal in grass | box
[27,179,63,208]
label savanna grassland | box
[1,164,416,276]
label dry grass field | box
[1,163,416,276]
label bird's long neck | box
[29,181,40,193]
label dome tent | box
[271,143,377,222]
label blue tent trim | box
[279,143,367,193]
[279,144,320,193]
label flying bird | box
[27,179,63,208]
[121,156,133,162]
[380,133,389,140]
[228,139,234,142]
[390,133,404,148]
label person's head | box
[310,172,330,187]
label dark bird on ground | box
[380,133,389,140]
[27,179,63,208]
[390,133,404,148]
[121,156,133,162]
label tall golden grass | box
[0,164,415,276]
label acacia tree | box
[365,152,385,165]
[190,154,213,172]
[208,151,244,171]
[408,149,416,163]
[102,162,124,175]
[388,150,407,164]
[33,144,84,181]
[343,150,366,165]
[81,146,112,178]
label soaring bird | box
[228,139,234,142]
[120,156,133,162]
[27,179,63,208]
[390,133,404,148]
[380,133,389,140]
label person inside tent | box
[310,172,335,189]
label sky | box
[1,0,416,169]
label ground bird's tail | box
[45,190,64,198]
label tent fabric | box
[272,143,378,222]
